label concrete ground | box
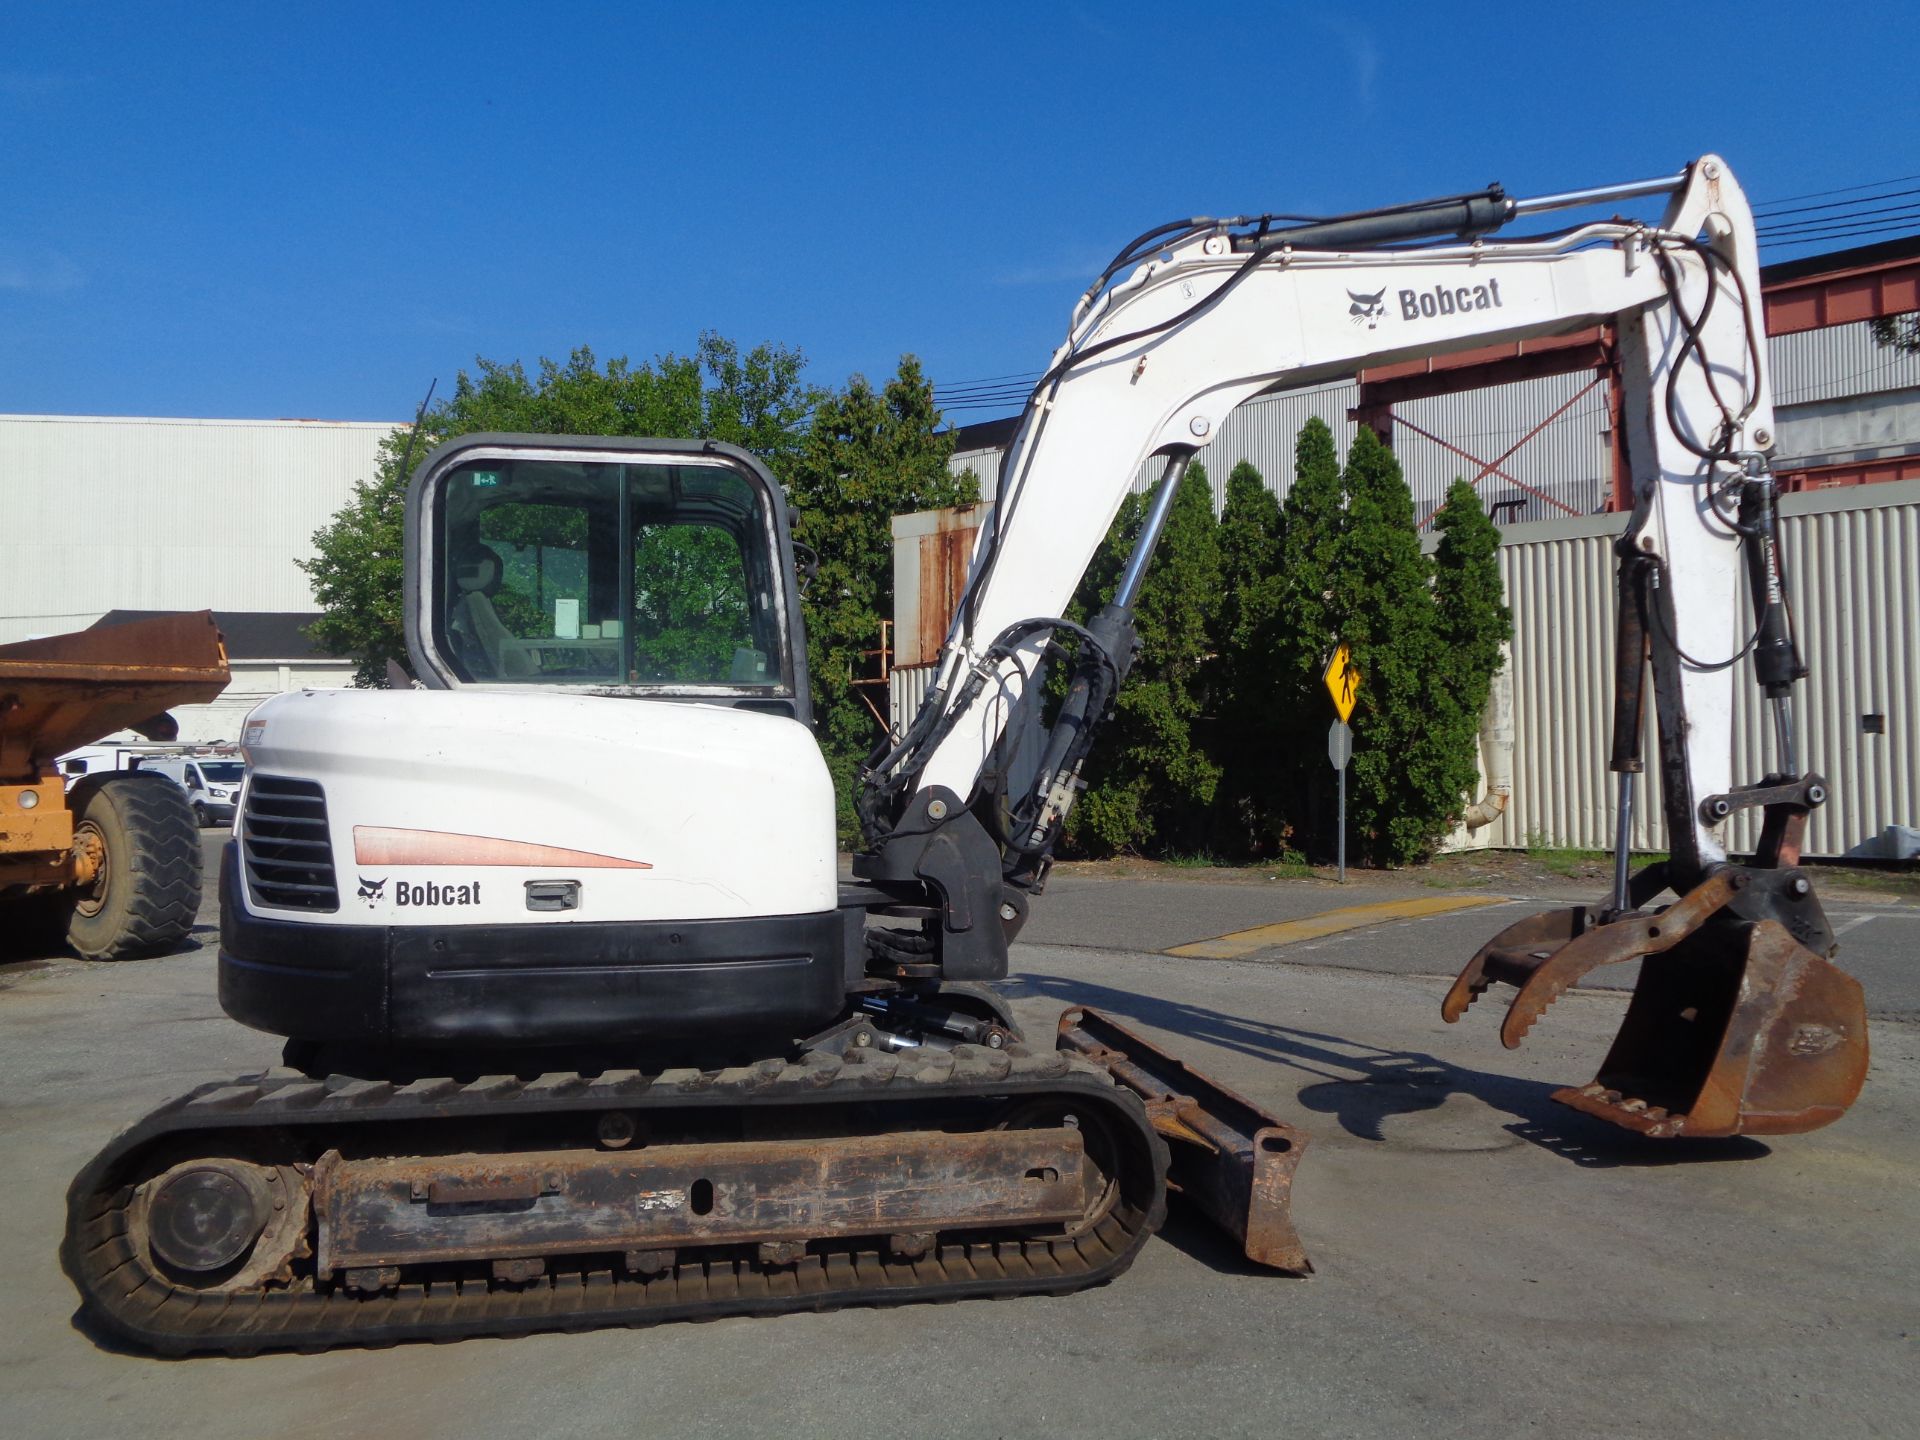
[2,834,1916,1439]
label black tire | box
[64,773,203,960]
[192,802,209,828]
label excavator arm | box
[858,155,1867,1139]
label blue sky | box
[3,2,1916,423]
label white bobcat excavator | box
[65,154,1867,1353]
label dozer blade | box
[1057,1007,1311,1273]
[1443,875,1869,1138]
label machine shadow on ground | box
[1004,972,1772,1170]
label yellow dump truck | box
[0,612,230,959]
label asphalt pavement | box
[1025,866,1920,1018]
[1,835,1914,1440]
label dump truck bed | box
[0,612,230,783]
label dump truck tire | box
[64,773,202,960]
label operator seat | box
[451,544,536,679]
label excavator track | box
[65,1041,1167,1355]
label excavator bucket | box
[1057,1007,1311,1272]
[1443,872,1869,1138]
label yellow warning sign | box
[1323,644,1361,723]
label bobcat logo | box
[1347,288,1387,329]
[357,875,387,907]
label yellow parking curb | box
[1166,893,1509,959]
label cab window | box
[432,456,788,691]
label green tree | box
[1262,428,1509,867]
[1068,462,1223,856]
[784,357,978,838]
[1430,477,1512,730]
[1335,427,1457,866]
[1210,460,1288,856]
[1266,417,1346,848]
[299,429,417,687]
[300,336,817,687]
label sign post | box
[1323,645,1361,883]
[1327,719,1351,882]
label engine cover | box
[233,687,837,926]
[219,688,848,1049]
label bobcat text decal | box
[396,879,482,908]
[1399,278,1503,321]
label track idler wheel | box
[132,1159,311,1290]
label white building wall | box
[0,413,398,643]
[175,660,361,744]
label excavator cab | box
[405,434,811,718]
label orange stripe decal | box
[352,826,652,869]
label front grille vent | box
[241,776,339,912]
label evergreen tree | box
[784,357,977,839]
[1267,418,1346,849]
[1428,477,1514,841]
[1068,463,1223,855]
[1210,459,1288,855]
[1336,427,1454,865]
[1430,477,1512,728]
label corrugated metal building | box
[1,412,395,732]
[0,413,396,642]
[1440,480,1919,860]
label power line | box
[1754,184,1920,221]
[1760,216,1920,247]
[1753,172,1920,211]
[1758,200,1920,236]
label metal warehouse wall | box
[0,413,397,643]
[1462,480,1920,859]
[947,320,1920,526]
[1771,317,1920,405]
